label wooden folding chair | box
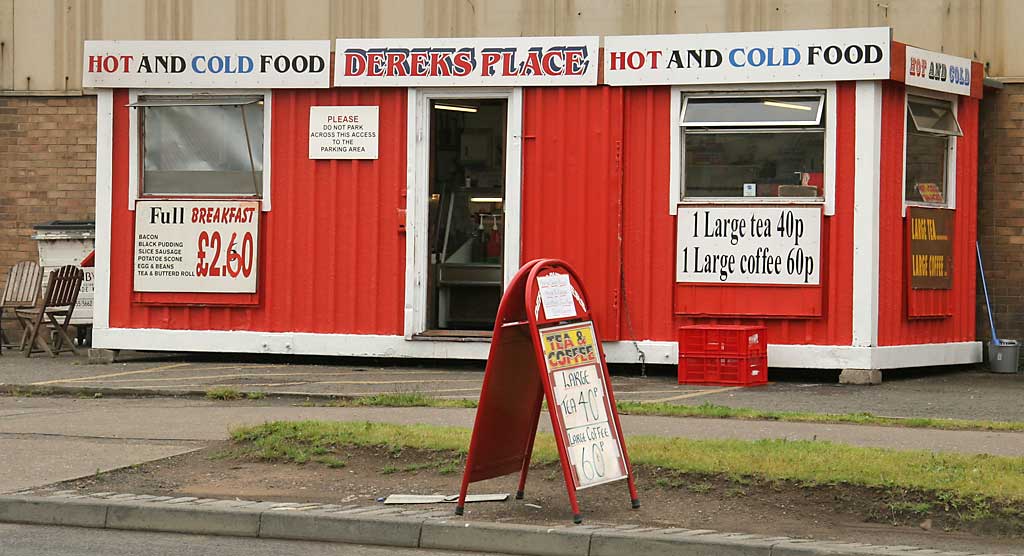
[16,265,84,357]
[0,261,43,355]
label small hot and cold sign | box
[456,259,638,524]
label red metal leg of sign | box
[455,436,476,516]
[515,395,544,500]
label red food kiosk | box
[84,27,983,375]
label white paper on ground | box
[383,493,510,504]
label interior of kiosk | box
[426,98,508,332]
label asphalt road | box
[0,523,499,556]
[3,351,1024,421]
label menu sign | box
[540,321,627,489]
[134,200,260,293]
[907,207,953,290]
[677,206,821,285]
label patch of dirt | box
[45,442,1024,555]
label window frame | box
[128,89,273,211]
[669,83,837,216]
[902,90,959,213]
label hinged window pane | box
[141,96,264,196]
[907,97,962,137]
[681,95,823,127]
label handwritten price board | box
[907,207,953,290]
[457,259,638,524]
[677,206,822,285]
[134,200,260,293]
[541,321,627,489]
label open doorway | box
[425,98,508,333]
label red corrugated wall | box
[876,83,978,345]
[109,88,408,334]
[619,83,857,345]
[521,86,624,340]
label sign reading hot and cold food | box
[603,27,891,85]
[134,201,260,293]
[83,41,332,88]
[677,207,822,285]
[333,37,599,86]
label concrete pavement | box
[2,396,1023,495]
[2,493,1017,556]
[3,352,1024,421]
[0,522,497,556]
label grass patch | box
[306,393,1024,433]
[205,388,244,401]
[246,391,266,400]
[230,420,1024,504]
[328,392,478,409]
[615,401,1024,433]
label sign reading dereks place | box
[83,41,331,88]
[677,206,821,285]
[134,200,260,293]
[604,27,890,86]
[334,37,599,86]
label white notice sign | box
[676,206,821,285]
[134,200,260,293]
[308,106,379,159]
[537,272,576,319]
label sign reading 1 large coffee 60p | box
[134,200,260,293]
[677,206,821,285]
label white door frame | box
[404,87,524,338]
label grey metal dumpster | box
[32,221,95,333]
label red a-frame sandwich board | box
[455,259,639,524]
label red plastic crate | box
[679,325,766,357]
[678,355,768,386]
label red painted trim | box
[971,61,984,99]
[890,41,907,83]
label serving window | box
[130,92,270,203]
[904,94,961,207]
[680,93,826,201]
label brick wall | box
[0,96,96,333]
[977,84,1024,346]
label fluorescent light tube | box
[434,103,478,113]
[762,100,812,111]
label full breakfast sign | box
[134,200,260,293]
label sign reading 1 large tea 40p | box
[677,206,821,285]
[134,200,260,293]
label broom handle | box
[977,241,1000,346]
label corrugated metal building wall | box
[108,87,409,334]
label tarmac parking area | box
[2,352,1023,422]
